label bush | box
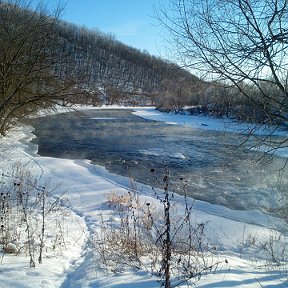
[93,169,223,287]
[0,161,67,267]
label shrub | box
[94,169,222,287]
[0,161,67,267]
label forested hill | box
[2,1,277,137]
[0,1,206,135]
[54,20,202,106]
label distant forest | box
[55,20,203,107]
[51,16,268,121]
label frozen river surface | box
[31,109,287,213]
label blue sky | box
[51,0,165,57]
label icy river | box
[30,108,288,214]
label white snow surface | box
[0,105,287,287]
[132,107,288,136]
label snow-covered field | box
[0,106,287,287]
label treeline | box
[169,81,287,126]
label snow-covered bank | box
[133,107,288,161]
[133,107,288,136]
[0,106,287,287]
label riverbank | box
[0,105,287,287]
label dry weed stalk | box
[0,161,68,267]
[94,169,222,287]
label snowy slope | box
[0,106,287,287]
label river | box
[30,108,288,214]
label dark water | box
[30,109,287,212]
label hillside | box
[0,0,205,136]
[54,20,202,106]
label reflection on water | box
[30,109,288,213]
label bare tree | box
[158,0,288,146]
[0,0,77,136]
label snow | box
[0,106,287,287]
[132,107,288,137]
